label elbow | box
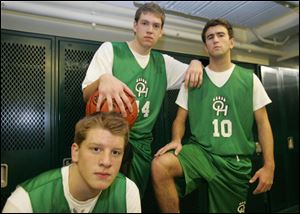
[82,90,89,103]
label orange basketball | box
[86,90,138,127]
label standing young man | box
[2,112,141,213]
[82,2,203,198]
[152,19,275,213]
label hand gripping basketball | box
[86,90,138,127]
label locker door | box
[1,31,54,210]
[260,66,299,212]
[57,39,100,164]
[278,68,299,209]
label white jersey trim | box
[82,42,188,91]
[176,65,271,111]
[2,165,141,213]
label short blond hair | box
[74,112,129,146]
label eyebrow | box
[140,19,161,25]
[88,143,124,150]
[207,32,226,38]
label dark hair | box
[201,19,234,44]
[135,2,165,28]
[74,112,129,147]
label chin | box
[142,42,154,48]
[95,182,112,190]
[90,179,113,190]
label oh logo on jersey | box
[135,78,150,117]
[212,96,228,116]
[135,78,148,98]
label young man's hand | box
[97,74,135,117]
[184,60,203,88]
[250,165,274,194]
[154,140,183,157]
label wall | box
[2,1,298,67]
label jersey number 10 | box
[212,119,232,137]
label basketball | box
[86,90,138,127]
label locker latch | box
[1,164,8,188]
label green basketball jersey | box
[21,168,127,213]
[188,65,255,155]
[112,42,167,148]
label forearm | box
[171,116,186,143]
[83,78,100,103]
[257,114,275,170]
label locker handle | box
[255,142,262,154]
[287,136,294,150]
[1,164,8,188]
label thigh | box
[177,144,217,196]
[208,156,251,213]
[128,143,152,197]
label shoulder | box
[111,41,127,49]
[234,65,253,81]
[162,53,175,62]
[2,186,32,212]
[125,177,141,212]
[97,41,113,52]
[235,65,252,74]
[150,49,164,58]
[124,176,140,198]
[126,177,139,191]
[21,168,62,192]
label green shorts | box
[176,143,252,213]
[127,140,152,198]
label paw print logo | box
[212,96,228,116]
[237,201,246,213]
[135,78,148,98]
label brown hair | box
[135,2,165,28]
[201,19,234,44]
[74,112,129,147]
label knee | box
[151,155,172,180]
[152,157,164,175]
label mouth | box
[95,172,111,179]
[144,36,153,41]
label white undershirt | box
[82,41,189,91]
[176,65,271,111]
[2,165,141,213]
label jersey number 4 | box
[136,101,150,117]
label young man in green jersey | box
[152,19,275,213]
[82,2,203,199]
[2,112,141,213]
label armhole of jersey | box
[125,178,141,212]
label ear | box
[133,21,137,34]
[159,28,164,38]
[230,38,234,49]
[71,143,79,163]
[204,43,208,54]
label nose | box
[99,151,112,168]
[213,36,220,43]
[146,25,154,33]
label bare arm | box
[82,42,134,117]
[83,78,99,103]
[184,60,203,88]
[250,107,275,194]
[155,107,188,156]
